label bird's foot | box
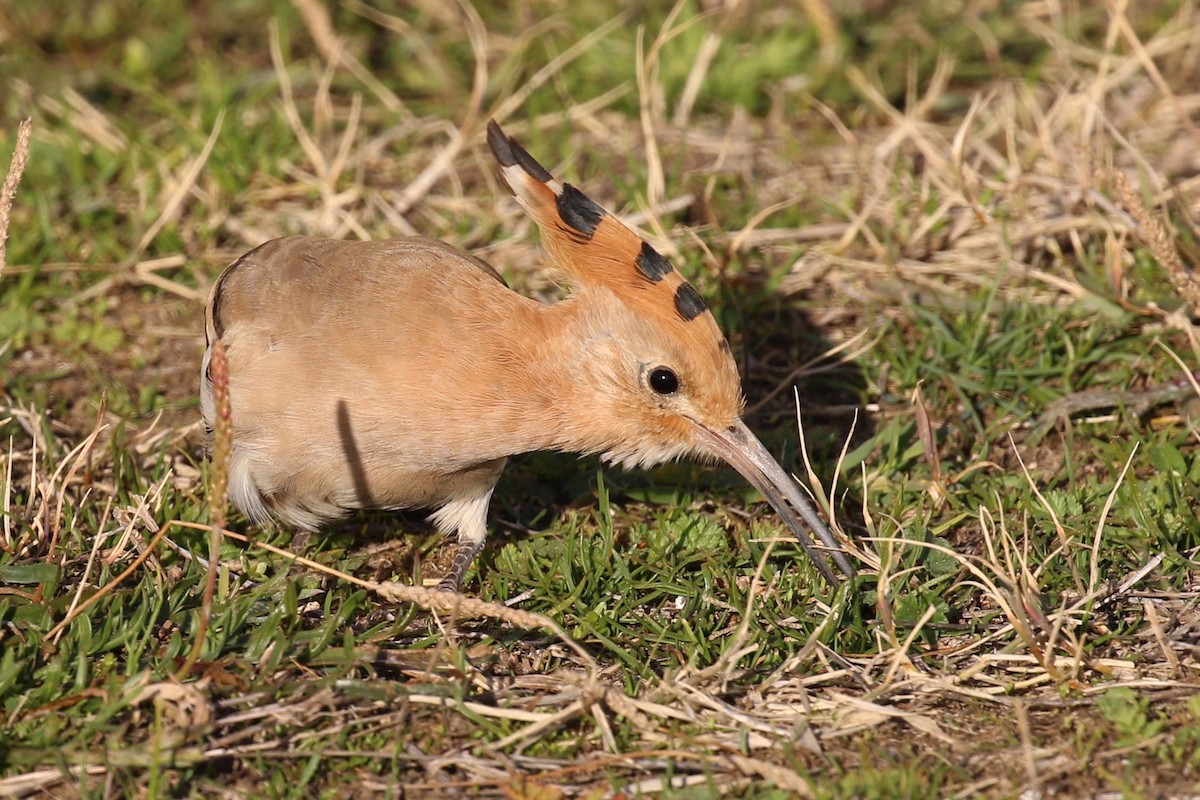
[436,539,483,593]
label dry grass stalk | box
[0,117,32,281]
[207,340,232,534]
[487,13,631,127]
[1108,0,1200,147]
[635,3,681,210]
[133,110,224,263]
[911,382,944,505]
[1014,437,1084,594]
[43,523,173,643]
[360,4,488,218]
[44,396,107,567]
[2,437,15,552]
[1087,442,1139,598]
[1111,169,1200,310]
[176,340,233,679]
[192,523,596,667]
[290,0,407,116]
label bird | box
[200,120,856,591]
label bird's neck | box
[480,293,616,459]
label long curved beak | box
[693,419,856,584]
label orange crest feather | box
[486,121,716,334]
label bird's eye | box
[649,367,679,395]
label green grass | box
[3,0,1200,796]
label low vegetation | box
[1,1,1198,796]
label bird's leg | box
[437,539,484,593]
[289,529,313,554]
[427,480,499,594]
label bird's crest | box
[486,121,725,339]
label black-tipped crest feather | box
[635,241,674,282]
[486,120,516,167]
[486,120,554,183]
[673,283,707,321]
[555,184,604,237]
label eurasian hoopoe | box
[201,121,856,590]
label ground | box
[1,1,1199,797]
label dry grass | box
[0,117,30,279]
[2,0,1200,797]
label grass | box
[2,0,1200,796]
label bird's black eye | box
[649,367,679,395]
